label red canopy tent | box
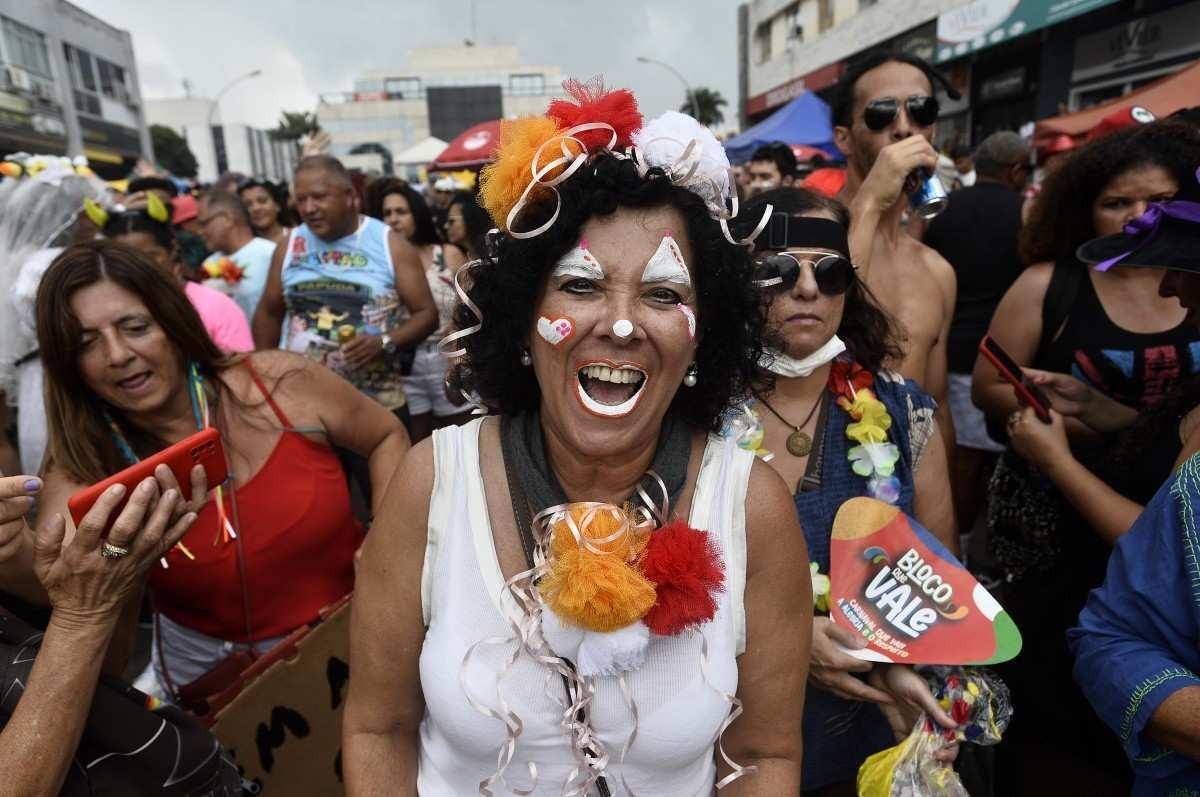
[1033,60,1200,149]
[430,120,501,170]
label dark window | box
[212,125,227,175]
[63,44,98,92]
[74,90,101,115]
[426,85,502,142]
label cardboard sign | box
[830,497,1021,664]
[211,598,352,794]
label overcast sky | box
[73,0,740,132]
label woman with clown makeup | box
[344,81,813,794]
[730,186,961,793]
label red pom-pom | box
[547,77,642,152]
[639,520,724,636]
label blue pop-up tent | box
[724,91,842,164]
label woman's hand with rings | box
[868,665,960,763]
[1008,406,1070,471]
[34,476,198,631]
[0,474,40,564]
[809,617,895,703]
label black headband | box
[759,213,850,259]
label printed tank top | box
[280,216,407,409]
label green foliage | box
[149,124,198,178]
[269,111,319,142]
[681,87,728,128]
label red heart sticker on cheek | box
[536,315,575,347]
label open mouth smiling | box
[575,359,649,418]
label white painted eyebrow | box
[551,244,605,280]
[640,235,691,286]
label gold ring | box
[101,542,130,559]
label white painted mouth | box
[575,363,648,418]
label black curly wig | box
[454,153,769,432]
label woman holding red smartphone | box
[969,121,1200,793]
[28,239,409,704]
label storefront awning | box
[1033,59,1200,148]
[82,145,124,165]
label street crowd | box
[1,50,1199,797]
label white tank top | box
[418,418,752,796]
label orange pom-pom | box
[541,546,656,632]
[549,504,649,561]
[478,116,583,231]
[547,77,642,151]
[539,503,655,632]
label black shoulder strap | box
[1038,258,1084,358]
[497,417,611,797]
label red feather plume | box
[639,520,724,636]
[547,77,642,152]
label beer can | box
[908,168,949,219]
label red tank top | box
[150,359,360,640]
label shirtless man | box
[835,53,958,444]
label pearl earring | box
[683,363,698,387]
[520,349,532,366]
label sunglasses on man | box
[862,95,940,132]
[751,251,858,295]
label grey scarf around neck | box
[500,409,693,519]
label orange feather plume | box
[478,116,584,231]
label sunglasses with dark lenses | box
[751,251,857,295]
[862,95,940,132]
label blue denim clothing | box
[796,369,937,789]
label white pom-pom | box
[540,612,651,677]
[541,609,585,662]
[633,111,731,215]
[576,621,650,677]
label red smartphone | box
[978,335,1053,423]
[67,427,227,536]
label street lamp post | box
[207,69,263,128]
[205,69,262,178]
[636,56,699,122]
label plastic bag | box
[857,667,1012,797]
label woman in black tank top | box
[968,121,1200,796]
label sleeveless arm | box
[971,262,1051,419]
[384,229,438,349]
[719,459,811,793]
[343,439,433,795]
[252,238,288,349]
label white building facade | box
[146,96,296,184]
[318,45,568,178]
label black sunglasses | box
[751,251,857,295]
[862,95,940,132]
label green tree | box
[149,124,197,178]
[269,110,319,142]
[681,87,728,128]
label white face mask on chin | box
[759,335,847,378]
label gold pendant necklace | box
[756,391,825,458]
[786,429,813,457]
